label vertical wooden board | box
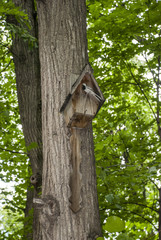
[69,128,82,212]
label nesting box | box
[60,64,105,128]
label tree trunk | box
[11,0,42,239]
[37,0,101,239]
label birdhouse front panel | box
[64,81,101,128]
[61,64,105,128]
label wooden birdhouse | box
[60,64,105,128]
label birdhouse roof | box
[60,63,105,112]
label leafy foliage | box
[87,0,161,239]
[0,1,32,239]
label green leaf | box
[104,216,125,233]
[26,142,38,151]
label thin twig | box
[149,178,159,191]
[0,59,13,73]
[105,81,138,86]
[158,55,160,84]
[111,208,158,230]
[0,147,26,155]
[156,57,161,140]
[118,131,132,162]
[142,52,156,83]
[123,59,157,122]
[122,202,159,213]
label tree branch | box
[149,178,159,191]
[158,55,160,84]
[118,131,131,163]
[105,81,139,86]
[122,202,159,213]
[123,59,157,122]
[106,164,135,168]
[156,56,161,140]
[0,59,13,73]
[0,147,26,155]
[112,208,158,230]
[142,52,156,83]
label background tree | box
[9,0,43,238]
[0,1,31,239]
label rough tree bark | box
[10,0,42,239]
[36,0,102,239]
